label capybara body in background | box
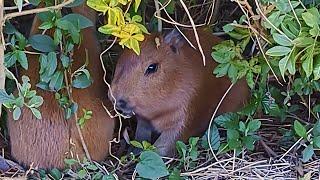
[110,28,249,156]
[7,4,115,169]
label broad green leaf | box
[266,46,291,56]
[49,71,64,91]
[313,136,320,148]
[302,50,313,78]
[302,8,320,27]
[30,108,42,119]
[134,0,141,12]
[302,145,314,162]
[214,112,239,129]
[65,0,85,7]
[49,168,62,180]
[130,140,143,149]
[77,169,87,179]
[247,119,261,133]
[201,124,220,150]
[279,56,289,80]
[13,107,21,120]
[39,21,54,30]
[292,37,314,47]
[246,71,254,89]
[294,120,307,138]
[64,158,78,166]
[86,164,98,171]
[313,55,320,80]
[16,50,28,70]
[272,33,292,46]
[136,151,169,179]
[28,96,43,108]
[312,121,320,136]
[29,35,57,53]
[72,73,92,89]
[243,135,255,151]
[60,13,93,29]
[47,52,57,76]
[227,129,240,140]
[0,90,15,104]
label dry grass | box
[1,0,320,179]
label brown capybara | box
[109,28,249,156]
[7,4,115,169]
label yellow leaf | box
[130,38,140,55]
[98,24,121,35]
[87,0,109,14]
[132,34,144,41]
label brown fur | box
[110,28,249,156]
[7,4,114,169]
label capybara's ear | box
[163,28,186,54]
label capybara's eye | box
[144,63,158,76]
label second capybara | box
[109,28,249,156]
[7,4,114,169]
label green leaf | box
[28,96,43,108]
[77,169,87,179]
[313,136,320,148]
[313,55,320,80]
[130,140,143,149]
[49,71,64,91]
[60,13,93,29]
[64,158,78,166]
[30,108,42,119]
[266,46,291,56]
[49,168,62,180]
[72,73,92,89]
[302,145,314,162]
[312,121,320,136]
[214,112,239,129]
[29,35,57,53]
[134,0,141,12]
[136,151,169,179]
[15,0,23,12]
[86,164,98,171]
[16,50,28,70]
[243,135,255,151]
[247,119,261,133]
[65,0,85,7]
[292,37,314,47]
[0,90,15,104]
[279,56,289,80]
[272,33,292,46]
[294,120,307,138]
[302,50,313,78]
[168,169,181,180]
[39,21,54,30]
[227,129,240,140]
[13,107,22,120]
[302,7,320,27]
[47,52,57,76]
[201,124,220,150]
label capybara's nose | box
[116,99,128,110]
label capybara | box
[109,28,249,156]
[7,4,114,168]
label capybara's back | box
[7,4,114,169]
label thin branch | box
[154,0,162,32]
[3,0,74,23]
[179,0,206,66]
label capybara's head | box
[109,29,192,120]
